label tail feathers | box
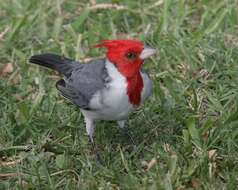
[29,53,75,77]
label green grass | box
[0,0,238,189]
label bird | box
[29,39,156,145]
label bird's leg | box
[85,117,95,144]
[85,117,103,164]
[117,120,136,145]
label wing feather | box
[56,59,108,110]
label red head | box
[96,39,155,78]
[96,39,156,106]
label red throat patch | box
[126,72,143,106]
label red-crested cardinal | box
[30,39,156,144]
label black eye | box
[126,52,136,60]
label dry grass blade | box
[0,63,14,77]
[143,157,159,171]
[89,0,96,5]
[89,3,127,10]
[147,0,164,9]
[0,158,22,167]
[0,26,10,40]
[208,149,217,161]
[147,158,157,170]
[81,56,103,62]
[0,172,22,179]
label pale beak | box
[139,46,156,59]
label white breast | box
[82,60,152,121]
[82,60,134,120]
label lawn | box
[0,0,238,189]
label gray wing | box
[56,59,109,110]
